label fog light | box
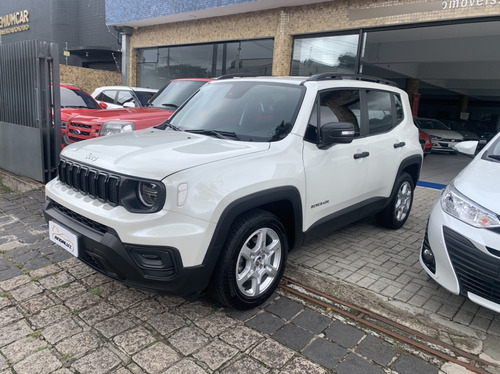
[421,244,436,274]
[422,248,434,262]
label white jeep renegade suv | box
[44,74,423,310]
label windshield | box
[414,118,451,131]
[169,81,304,142]
[149,80,208,109]
[60,87,100,109]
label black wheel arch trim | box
[201,186,303,278]
[397,154,422,187]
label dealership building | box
[2,0,500,128]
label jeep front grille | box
[58,159,120,206]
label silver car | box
[414,117,463,153]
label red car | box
[419,129,432,156]
[64,78,212,145]
[59,83,107,140]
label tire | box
[375,172,414,229]
[210,209,288,310]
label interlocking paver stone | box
[335,352,384,374]
[302,338,347,369]
[193,339,239,370]
[113,326,157,355]
[356,334,395,366]
[272,323,314,351]
[168,326,211,355]
[133,342,182,373]
[71,347,122,374]
[292,308,331,333]
[246,311,285,334]
[266,296,304,319]
[12,349,62,374]
[324,320,365,348]
[392,354,440,374]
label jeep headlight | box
[101,121,135,136]
[441,183,500,228]
[138,182,160,208]
[120,179,166,213]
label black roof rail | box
[216,74,257,80]
[306,73,398,87]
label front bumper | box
[43,198,213,297]
[420,200,500,313]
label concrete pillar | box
[459,95,469,117]
[405,78,419,103]
[272,11,293,76]
[116,26,133,86]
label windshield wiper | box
[488,154,500,161]
[185,129,239,140]
[161,103,179,109]
[155,120,180,131]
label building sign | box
[442,0,498,9]
[0,10,29,35]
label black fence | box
[0,40,61,183]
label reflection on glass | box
[138,39,274,89]
[291,34,359,76]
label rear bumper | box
[43,198,212,297]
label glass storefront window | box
[138,39,274,89]
[291,34,359,76]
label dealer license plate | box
[49,221,79,257]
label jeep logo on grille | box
[85,153,99,162]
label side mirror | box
[453,140,478,157]
[318,122,355,149]
[99,102,108,109]
[123,101,136,108]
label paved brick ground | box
[0,183,499,373]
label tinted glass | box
[169,82,304,142]
[292,34,359,76]
[138,39,274,89]
[366,90,393,135]
[149,80,208,109]
[60,87,100,109]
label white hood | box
[454,156,500,215]
[61,129,270,180]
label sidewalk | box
[0,170,499,373]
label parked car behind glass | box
[419,129,432,157]
[440,119,479,142]
[413,117,463,153]
[420,132,500,313]
[92,86,158,109]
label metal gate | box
[0,40,61,183]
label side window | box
[366,90,395,135]
[305,90,361,143]
[117,91,135,106]
[394,93,404,123]
[320,90,360,134]
[96,90,117,104]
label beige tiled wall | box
[128,0,500,84]
[60,65,121,94]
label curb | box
[0,168,45,193]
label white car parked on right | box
[92,86,158,109]
[420,131,500,313]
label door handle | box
[353,151,370,159]
[394,142,406,148]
